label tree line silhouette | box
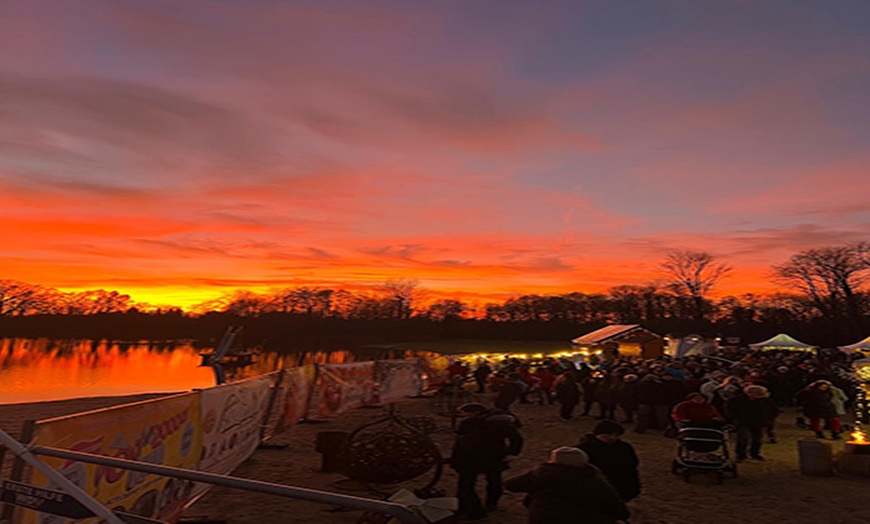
[0,244,867,349]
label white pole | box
[0,429,125,524]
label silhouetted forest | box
[1,244,867,349]
[0,305,865,351]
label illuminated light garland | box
[854,360,870,425]
[856,385,868,424]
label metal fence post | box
[0,429,125,524]
[1,420,35,523]
[28,445,427,524]
[260,369,285,442]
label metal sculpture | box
[336,405,443,495]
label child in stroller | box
[671,424,737,484]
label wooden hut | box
[571,324,665,360]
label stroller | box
[671,425,737,484]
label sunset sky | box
[1,1,868,308]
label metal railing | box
[0,429,426,524]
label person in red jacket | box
[531,367,556,404]
[447,361,470,381]
[671,392,726,428]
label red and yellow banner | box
[26,393,201,524]
[277,365,317,427]
[419,356,452,391]
[310,362,377,418]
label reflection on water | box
[0,338,439,405]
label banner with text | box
[277,365,317,428]
[376,360,423,402]
[309,362,377,418]
[198,374,273,476]
[25,393,201,524]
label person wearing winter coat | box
[634,371,669,433]
[554,372,583,420]
[581,374,601,416]
[449,403,524,521]
[828,381,850,418]
[671,393,726,428]
[505,447,630,524]
[712,376,744,416]
[576,420,641,502]
[493,372,529,410]
[698,372,726,402]
[594,374,621,420]
[616,374,639,423]
[767,365,800,406]
[795,380,843,439]
[532,367,557,405]
[727,385,778,461]
[473,361,492,394]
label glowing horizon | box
[1,1,867,310]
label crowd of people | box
[444,347,865,523]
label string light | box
[854,360,870,425]
[855,384,868,424]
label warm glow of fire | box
[850,429,868,445]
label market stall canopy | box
[749,333,816,352]
[839,336,870,354]
[571,324,664,359]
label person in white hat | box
[505,447,629,524]
[728,385,778,461]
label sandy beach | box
[185,396,870,524]
[2,393,869,524]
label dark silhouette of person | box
[449,403,523,521]
[576,420,641,502]
[505,446,629,524]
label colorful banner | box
[278,365,317,428]
[419,356,452,391]
[25,393,201,524]
[310,362,377,418]
[376,360,423,402]
[198,374,273,477]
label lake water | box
[0,338,431,405]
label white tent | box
[839,335,870,354]
[748,333,816,352]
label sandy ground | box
[2,393,869,524]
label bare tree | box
[0,280,53,315]
[269,287,334,316]
[375,279,424,319]
[772,243,870,329]
[660,250,732,321]
[63,290,133,315]
[209,290,270,316]
[607,284,672,323]
[423,299,469,321]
